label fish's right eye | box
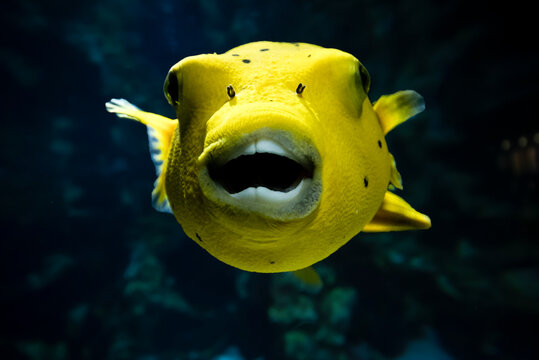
[358,63,370,94]
[164,69,181,107]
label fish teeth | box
[230,178,309,205]
[230,187,256,201]
[230,139,291,160]
[255,139,289,157]
[245,143,256,155]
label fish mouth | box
[199,130,321,220]
[208,139,314,196]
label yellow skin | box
[106,42,431,273]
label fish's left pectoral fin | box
[363,191,431,232]
[106,98,177,214]
[373,90,425,135]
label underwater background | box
[2,0,538,359]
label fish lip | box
[210,137,313,171]
[198,129,322,221]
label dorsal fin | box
[363,191,431,232]
[373,90,425,134]
[106,99,177,213]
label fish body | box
[106,41,430,273]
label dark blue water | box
[2,0,538,359]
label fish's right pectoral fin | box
[363,191,431,232]
[106,98,177,214]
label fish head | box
[162,42,391,272]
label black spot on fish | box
[293,43,300,47]
[269,260,275,264]
[232,54,239,56]
[308,54,311,57]
[364,177,369,187]
[242,59,251,63]
[260,48,269,52]
[195,233,203,242]
[378,140,382,148]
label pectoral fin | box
[363,191,431,232]
[106,99,177,213]
[374,90,425,135]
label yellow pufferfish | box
[106,41,431,274]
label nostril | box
[227,84,235,99]
[296,83,306,95]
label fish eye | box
[164,69,181,106]
[358,64,371,94]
